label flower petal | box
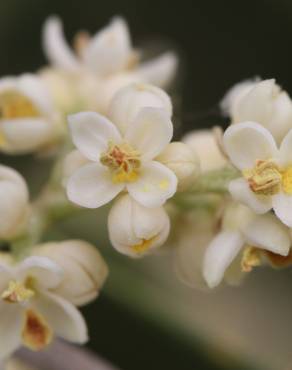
[17,256,63,290]
[42,16,80,71]
[0,302,22,359]
[83,17,132,76]
[108,83,172,135]
[67,162,123,208]
[229,178,272,214]
[203,231,244,288]
[244,213,290,256]
[279,128,292,166]
[272,192,292,227]
[68,112,121,162]
[33,291,88,344]
[135,51,178,88]
[127,161,177,207]
[125,107,173,161]
[0,118,53,154]
[223,121,278,170]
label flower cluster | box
[0,13,291,363]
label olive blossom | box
[66,108,177,209]
[108,194,170,257]
[0,256,88,359]
[224,121,292,227]
[42,16,178,112]
[203,202,290,288]
[0,74,61,154]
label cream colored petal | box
[223,121,278,170]
[33,291,88,344]
[279,128,292,166]
[203,231,244,288]
[244,213,290,256]
[228,178,272,214]
[127,161,177,207]
[135,51,178,88]
[125,107,173,161]
[67,162,124,208]
[0,302,22,359]
[108,83,172,135]
[42,16,80,71]
[272,192,292,227]
[68,111,122,162]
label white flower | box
[182,129,227,172]
[108,194,170,257]
[224,121,292,227]
[156,142,200,191]
[0,165,29,239]
[32,240,108,306]
[42,16,178,112]
[226,79,292,144]
[67,109,177,208]
[0,256,88,359]
[62,149,89,187]
[0,74,61,154]
[203,202,290,288]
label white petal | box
[272,192,292,227]
[279,128,292,166]
[136,52,178,88]
[125,107,173,161]
[229,178,272,214]
[67,163,123,208]
[68,112,121,161]
[42,16,80,71]
[127,161,177,207]
[83,17,132,76]
[17,256,63,290]
[0,262,13,293]
[0,302,22,359]
[223,121,278,170]
[62,150,90,187]
[203,231,244,288]
[33,291,88,344]
[108,83,172,135]
[244,213,290,256]
[0,118,53,154]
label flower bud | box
[108,194,170,257]
[182,129,227,172]
[156,142,200,191]
[0,165,29,239]
[33,240,108,306]
[108,82,172,134]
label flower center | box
[22,309,53,351]
[241,246,261,272]
[0,91,40,119]
[1,280,35,304]
[100,141,141,183]
[131,236,156,254]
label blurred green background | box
[1,0,292,369]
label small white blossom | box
[32,240,108,306]
[108,194,170,257]
[225,79,292,144]
[67,108,177,209]
[0,165,29,240]
[42,16,178,112]
[0,74,61,154]
[203,202,290,288]
[156,142,200,191]
[224,121,292,227]
[0,256,88,359]
[182,129,227,172]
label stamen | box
[22,309,53,351]
[241,246,261,272]
[0,91,40,119]
[2,280,34,304]
[281,167,292,195]
[131,237,156,254]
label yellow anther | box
[131,237,156,254]
[2,280,35,304]
[281,167,292,194]
[0,91,40,119]
[241,246,261,272]
[243,160,282,195]
[101,142,141,184]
